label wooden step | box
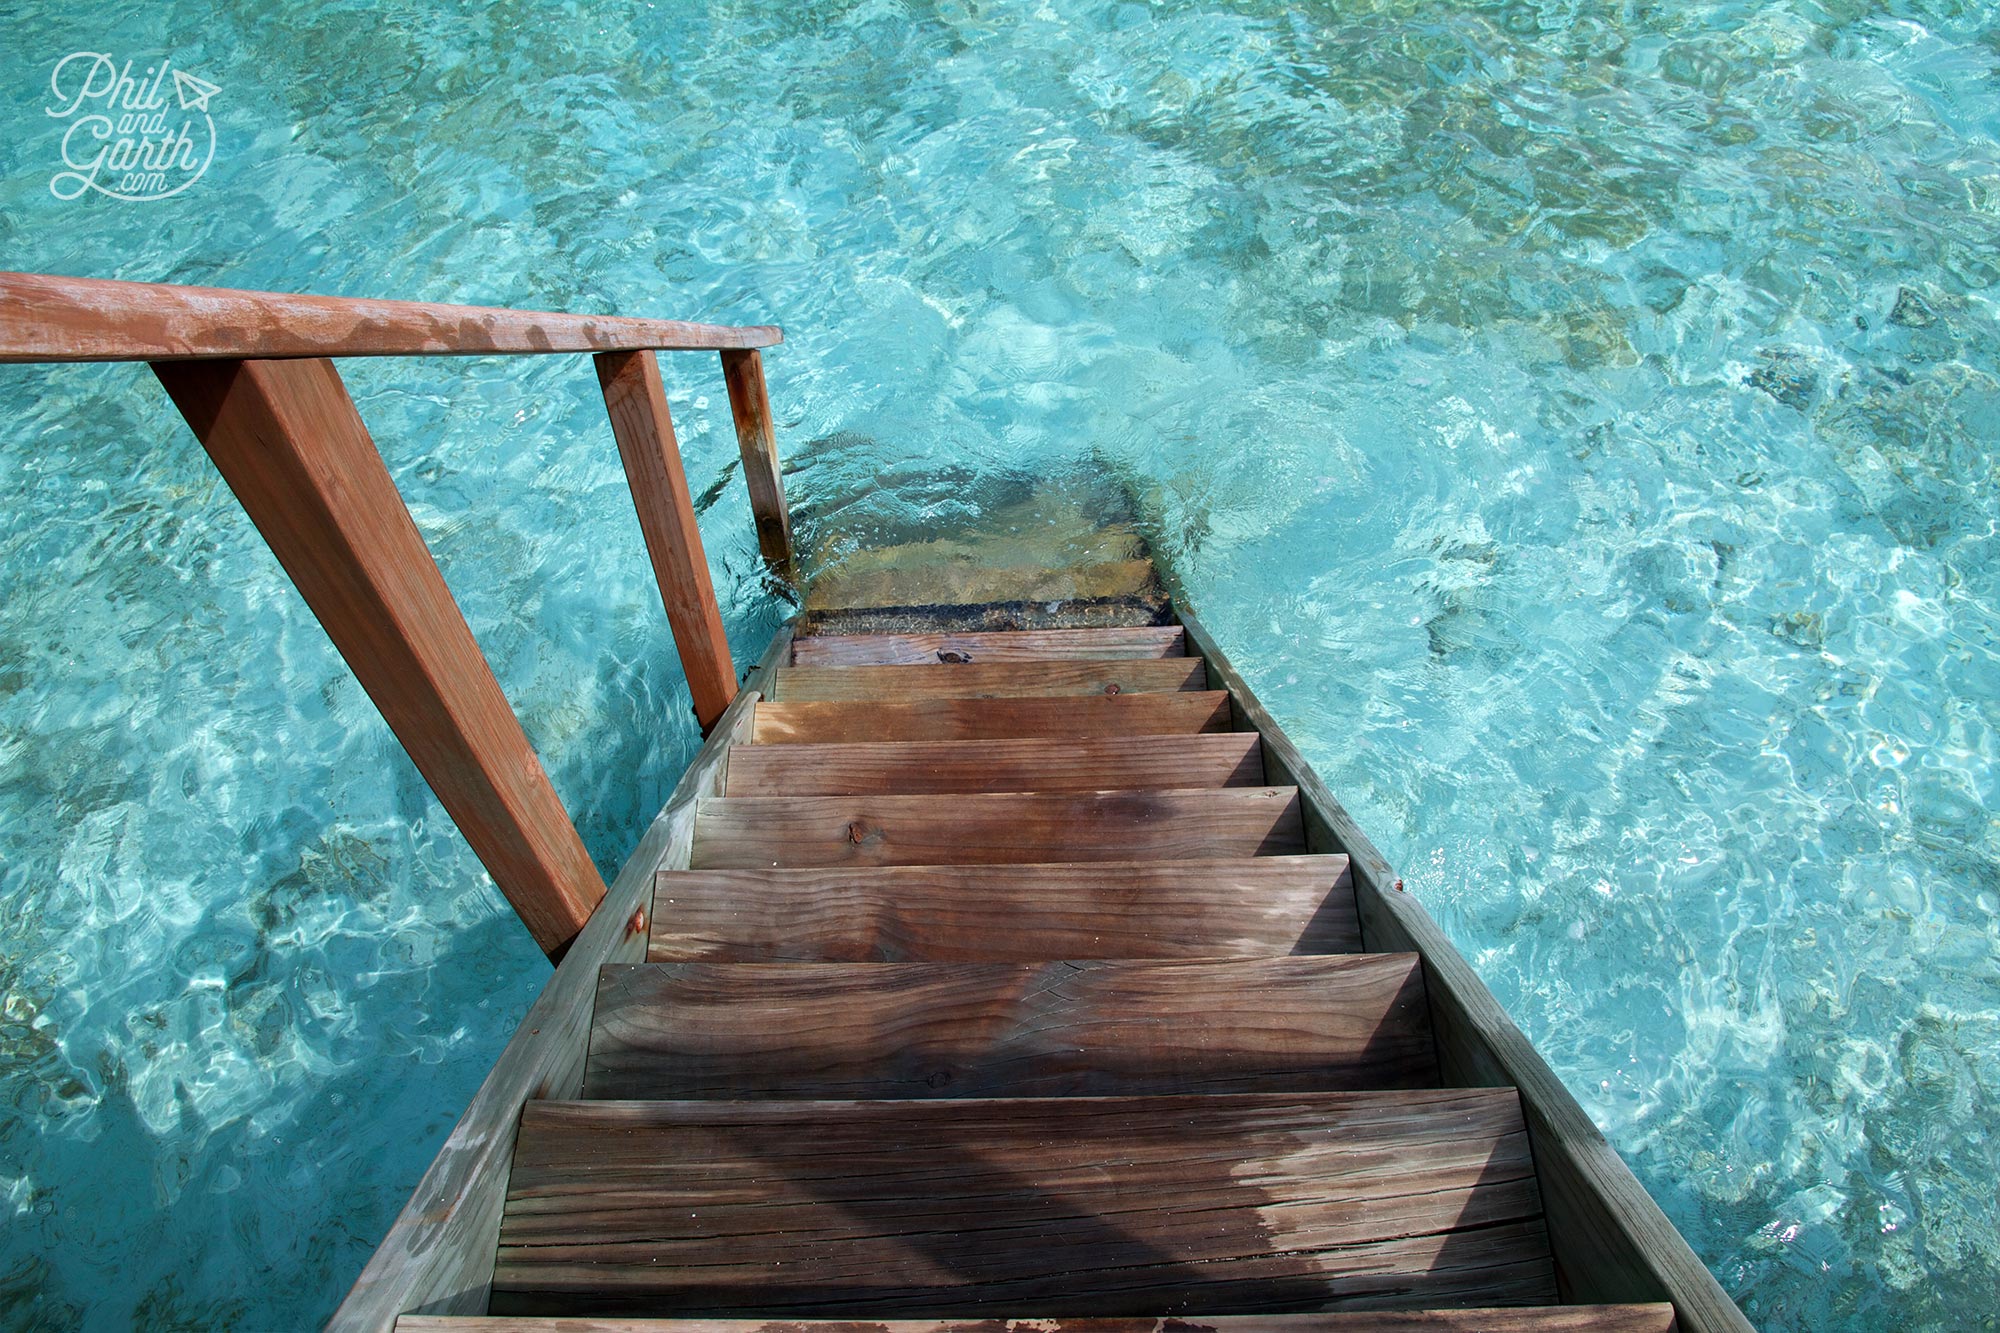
[401,1308,1681,1332]
[491,1090,1556,1316]
[791,624,1187,666]
[724,733,1265,796]
[583,956,1439,1100]
[689,788,1305,869]
[807,557,1162,619]
[649,856,1358,960]
[751,692,1231,743]
[771,657,1206,702]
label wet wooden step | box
[649,856,1357,960]
[807,557,1161,620]
[491,1090,1556,1316]
[790,624,1187,666]
[751,692,1230,743]
[689,788,1304,869]
[771,657,1206,702]
[403,1308,1680,1332]
[724,733,1265,796]
[583,955,1439,1100]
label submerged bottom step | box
[490,1091,1556,1317]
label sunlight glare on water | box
[1,1,1997,1329]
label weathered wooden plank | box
[718,349,793,579]
[809,558,1163,619]
[724,733,1265,796]
[1,270,780,362]
[1168,609,1389,875]
[772,658,1206,702]
[330,622,795,1331]
[491,1091,1554,1315]
[650,856,1358,960]
[751,692,1231,743]
[1173,608,1753,1333]
[153,356,603,957]
[790,625,1187,666]
[583,955,1439,1099]
[596,350,738,730]
[402,1310,1679,1333]
[689,788,1305,869]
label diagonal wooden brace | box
[594,349,738,731]
[153,356,606,958]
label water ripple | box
[4,0,2000,1328]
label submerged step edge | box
[400,1308,1679,1332]
[722,732,1267,796]
[688,787,1307,868]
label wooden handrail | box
[0,270,782,362]
[1,272,794,956]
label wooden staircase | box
[403,623,1681,1331]
[0,273,1744,1333]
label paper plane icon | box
[173,69,221,112]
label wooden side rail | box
[1,272,795,957]
[0,270,782,362]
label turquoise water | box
[2,0,1997,1328]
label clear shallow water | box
[1,1,1996,1328]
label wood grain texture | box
[402,1308,1679,1333]
[650,856,1359,961]
[773,658,1206,702]
[329,621,795,1331]
[689,787,1305,869]
[803,600,1174,640]
[583,955,1439,1099]
[723,733,1265,796]
[1173,608,1753,1333]
[751,692,1231,743]
[809,558,1162,619]
[153,356,603,957]
[491,1091,1555,1316]
[596,350,738,729]
[791,625,1188,666]
[1,270,780,362]
[718,349,793,579]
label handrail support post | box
[594,350,739,730]
[719,348,794,582]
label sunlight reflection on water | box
[2,1,1997,1328]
